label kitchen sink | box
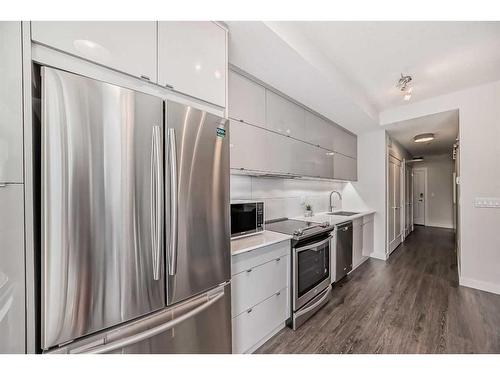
[326,211,360,216]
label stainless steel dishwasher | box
[335,221,353,282]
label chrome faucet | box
[329,190,342,212]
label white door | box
[388,156,402,253]
[405,167,413,234]
[413,169,427,225]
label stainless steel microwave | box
[230,201,264,239]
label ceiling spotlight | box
[396,73,413,92]
[413,133,435,143]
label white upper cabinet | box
[333,153,357,181]
[158,22,227,107]
[304,111,334,150]
[31,22,158,82]
[332,127,357,158]
[265,91,305,139]
[0,22,23,183]
[228,71,266,127]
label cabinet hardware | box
[165,83,174,90]
[247,308,253,314]
[275,258,280,262]
[276,291,281,296]
[140,75,151,81]
[246,269,252,273]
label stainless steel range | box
[266,218,334,330]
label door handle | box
[150,126,162,281]
[168,128,178,276]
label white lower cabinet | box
[231,240,290,354]
[232,287,288,354]
[362,215,374,256]
[232,255,288,317]
[0,184,25,353]
[352,218,364,269]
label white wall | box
[348,129,387,259]
[230,175,346,220]
[417,154,455,229]
[380,79,500,295]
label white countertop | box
[231,230,292,256]
[291,210,376,226]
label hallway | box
[257,226,500,354]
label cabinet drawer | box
[232,287,288,354]
[31,21,157,81]
[232,254,288,317]
[232,240,290,275]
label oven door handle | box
[294,236,332,253]
[295,285,332,318]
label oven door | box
[293,236,331,311]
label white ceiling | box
[226,21,500,134]
[295,21,500,111]
[384,110,459,156]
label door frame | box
[412,167,429,226]
[387,155,403,255]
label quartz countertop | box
[291,210,375,226]
[231,230,292,256]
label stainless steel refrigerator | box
[39,66,231,354]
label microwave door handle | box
[294,236,332,253]
[168,128,178,276]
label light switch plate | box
[474,197,500,208]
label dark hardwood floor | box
[256,226,500,354]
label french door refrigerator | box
[39,67,231,354]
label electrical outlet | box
[474,197,500,208]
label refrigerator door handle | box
[167,128,178,276]
[74,287,226,354]
[151,126,162,281]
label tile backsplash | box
[230,174,347,221]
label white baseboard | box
[426,222,454,229]
[351,256,369,272]
[459,276,500,295]
[370,251,387,261]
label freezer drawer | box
[39,67,165,350]
[47,284,231,354]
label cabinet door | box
[352,218,363,268]
[304,111,334,150]
[333,153,357,181]
[0,22,23,183]
[228,71,266,127]
[332,127,357,158]
[0,184,25,353]
[230,120,271,173]
[158,22,226,107]
[362,219,374,257]
[232,288,287,354]
[31,21,157,81]
[265,91,305,139]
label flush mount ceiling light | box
[396,73,414,101]
[413,133,435,143]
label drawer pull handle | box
[276,292,281,296]
[275,258,281,262]
[247,308,253,314]
[246,269,252,273]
